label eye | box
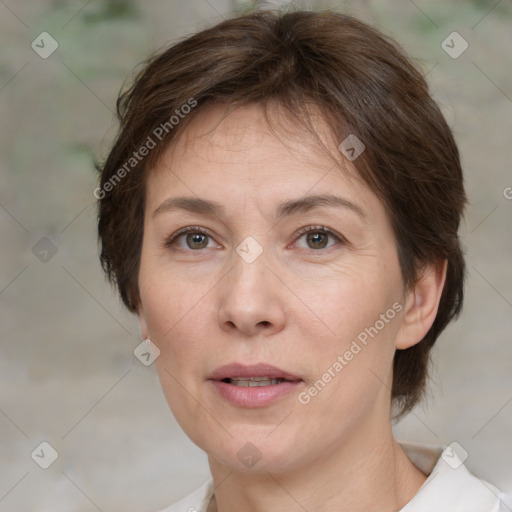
[293,226,343,250]
[165,225,344,252]
[165,226,219,250]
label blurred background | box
[0,0,511,510]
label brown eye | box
[306,232,329,249]
[186,232,209,249]
[165,226,218,251]
[294,226,342,251]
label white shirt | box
[158,443,505,512]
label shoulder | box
[399,442,505,512]
[155,479,214,512]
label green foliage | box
[83,0,139,23]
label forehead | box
[169,103,338,167]
[145,102,379,220]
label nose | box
[217,245,286,337]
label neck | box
[207,416,427,512]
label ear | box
[395,259,448,350]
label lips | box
[208,363,302,383]
[208,363,303,407]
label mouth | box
[221,377,289,387]
[208,363,303,407]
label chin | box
[202,429,311,474]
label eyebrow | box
[152,194,367,221]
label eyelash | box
[164,225,345,251]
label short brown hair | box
[97,9,466,419]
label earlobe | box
[138,308,149,340]
[395,259,448,350]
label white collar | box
[399,442,503,511]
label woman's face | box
[138,103,409,473]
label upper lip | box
[208,363,302,382]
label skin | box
[138,103,447,512]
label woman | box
[96,8,504,512]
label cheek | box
[299,262,401,345]
[295,260,403,398]
[138,271,212,424]
[140,280,203,348]
[138,265,219,385]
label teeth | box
[228,377,285,387]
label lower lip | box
[209,379,302,407]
